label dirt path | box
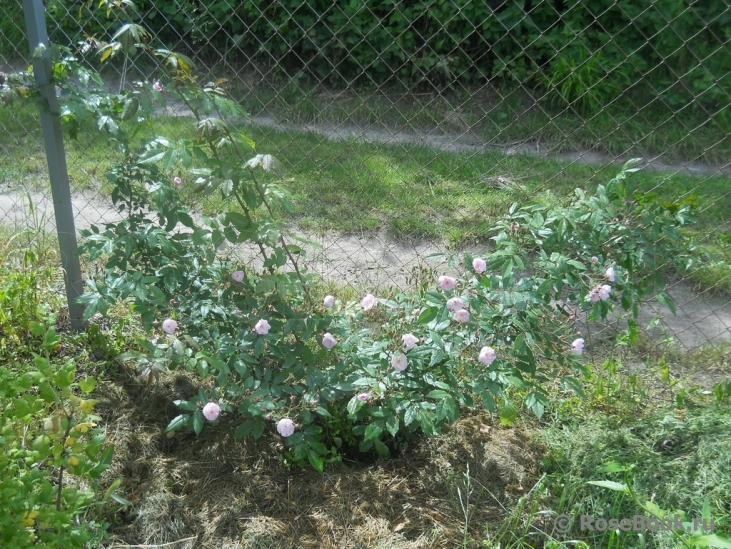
[244,114,731,177]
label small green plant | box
[0,320,120,548]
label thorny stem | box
[56,411,74,511]
[196,83,310,293]
[249,170,310,297]
[176,84,276,274]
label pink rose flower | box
[447,296,464,312]
[152,80,163,92]
[402,333,419,351]
[276,418,295,437]
[361,293,377,311]
[472,257,487,274]
[438,275,457,291]
[162,318,178,334]
[231,270,245,282]
[323,295,335,308]
[391,353,408,372]
[598,284,611,300]
[322,332,337,349]
[453,309,470,323]
[478,346,496,365]
[202,402,221,421]
[357,393,369,402]
[173,176,182,186]
[605,267,615,282]
[254,319,270,335]
[591,256,599,263]
[571,338,585,355]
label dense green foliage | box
[0,260,117,548]
[29,0,730,114]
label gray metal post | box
[23,0,86,330]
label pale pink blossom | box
[589,289,600,303]
[478,346,496,365]
[447,296,464,312]
[453,309,470,323]
[591,256,599,263]
[361,293,377,311]
[173,176,182,186]
[254,319,270,335]
[571,338,585,355]
[152,80,163,92]
[402,333,419,351]
[357,393,369,402]
[323,295,335,308]
[202,402,221,421]
[162,318,178,334]
[231,270,245,282]
[276,418,295,437]
[391,353,408,372]
[605,267,615,282]
[598,284,611,300]
[438,275,457,291]
[472,257,487,274]
[322,333,337,349]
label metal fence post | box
[23,0,85,330]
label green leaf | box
[418,306,438,324]
[587,480,630,493]
[385,414,399,437]
[363,422,383,441]
[307,450,325,472]
[165,414,189,433]
[79,376,97,393]
[404,406,419,426]
[374,439,391,457]
[173,400,198,412]
[12,398,31,418]
[234,421,254,439]
[97,444,115,469]
[436,395,459,423]
[656,290,676,315]
[111,493,134,506]
[347,396,365,415]
[41,327,61,351]
[597,461,627,474]
[38,382,57,403]
[121,97,139,120]
[192,410,205,435]
[498,401,518,426]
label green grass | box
[540,398,731,548]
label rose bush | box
[25,18,694,470]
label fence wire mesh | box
[1,0,730,352]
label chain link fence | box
[1,0,730,351]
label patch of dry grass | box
[95,370,544,549]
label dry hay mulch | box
[95,369,545,549]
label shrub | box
[0,320,117,548]
[32,0,731,114]
[14,14,695,471]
